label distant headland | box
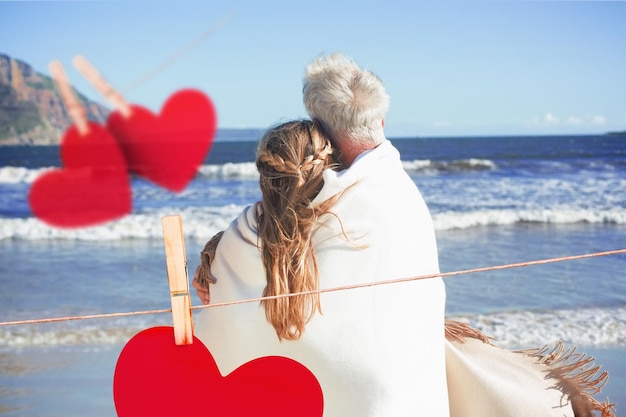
[0,52,110,145]
[0,52,265,146]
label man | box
[303,52,449,414]
[299,54,613,417]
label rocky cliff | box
[0,53,110,145]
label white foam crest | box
[3,206,624,240]
[0,205,247,241]
[3,306,624,348]
[0,314,171,348]
[403,159,434,171]
[433,208,626,230]
[0,166,54,184]
[0,325,144,348]
[402,158,497,173]
[449,306,626,348]
[197,162,259,179]
[453,158,497,170]
[0,163,261,185]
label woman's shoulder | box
[228,202,262,243]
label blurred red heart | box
[113,327,324,417]
[107,89,216,193]
[28,122,132,228]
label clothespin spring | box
[162,215,194,345]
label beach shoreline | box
[1,332,623,417]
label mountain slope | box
[0,53,110,145]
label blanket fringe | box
[444,319,495,345]
[518,343,615,417]
[445,320,615,417]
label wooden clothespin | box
[161,215,194,345]
[72,54,133,118]
[49,60,89,136]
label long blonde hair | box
[256,120,339,341]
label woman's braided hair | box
[256,120,340,341]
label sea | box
[0,134,625,416]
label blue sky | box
[2,0,625,137]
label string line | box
[1,248,624,327]
[16,16,240,326]
[198,248,626,310]
[122,11,238,94]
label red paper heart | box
[107,89,216,193]
[114,327,324,417]
[28,122,132,228]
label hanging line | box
[14,14,235,327]
[1,248,624,328]
[121,11,238,95]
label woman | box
[195,119,341,340]
[193,120,614,417]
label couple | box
[192,53,614,417]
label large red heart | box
[107,89,216,193]
[28,122,132,228]
[113,327,324,417]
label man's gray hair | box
[303,53,390,146]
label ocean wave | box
[197,162,259,179]
[0,166,54,184]
[0,159,498,185]
[0,206,246,241]
[403,158,497,173]
[0,163,261,184]
[0,324,146,348]
[448,305,626,348]
[0,315,170,348]
[0,164,259,185]
[1,306,623,348]
[5,158,623,186]
[1,206,624,240]
[433,208,626,230]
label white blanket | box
[444,322,614,417]
[446,338,575,416]
[195,141,450,416]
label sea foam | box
[433,208,626,230]
[449,305,626,349]
[0,206,246,241]
[2,306,623,348]
[2,206,625,241]
[0,159,497,185]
